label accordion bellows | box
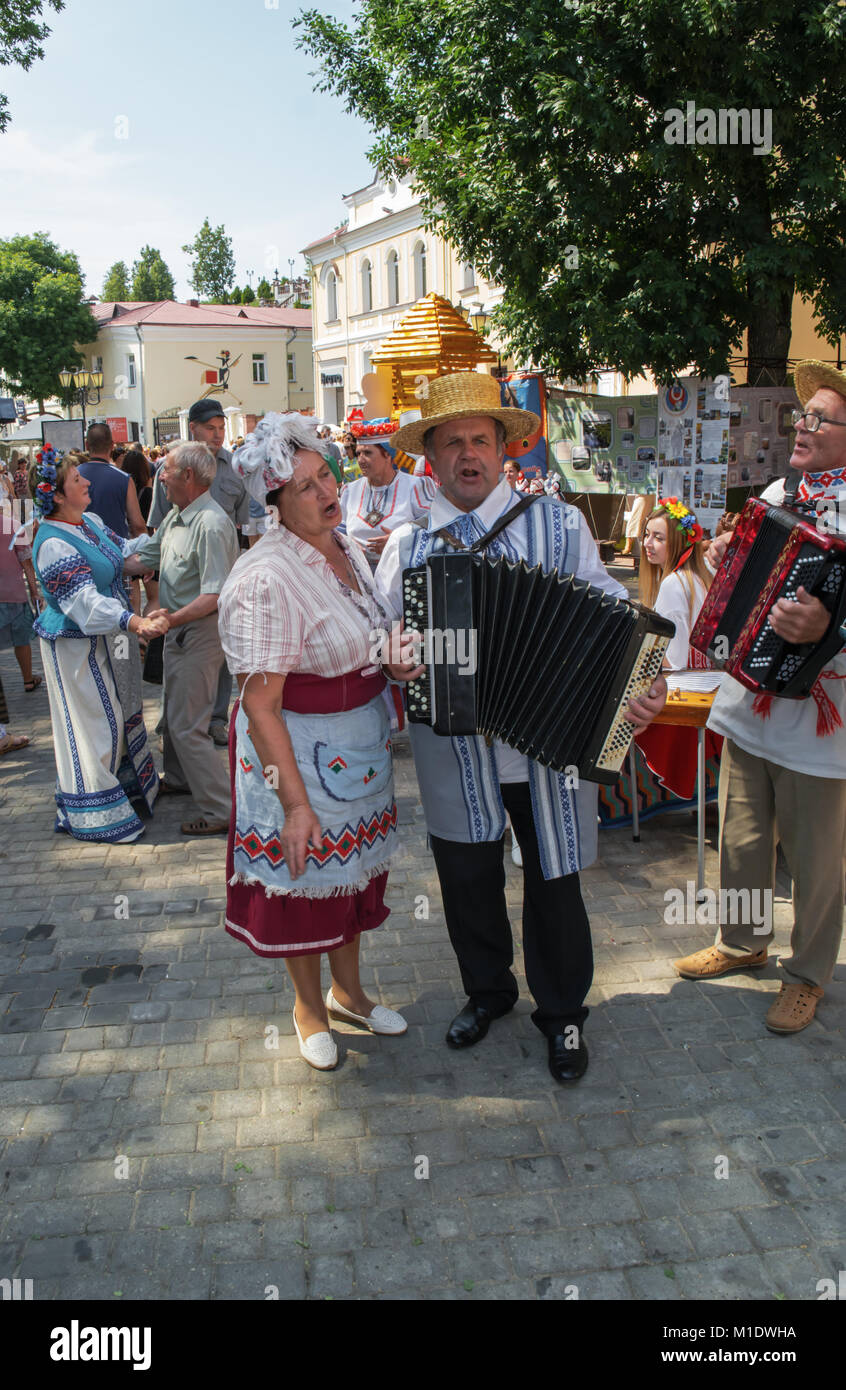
[403,552,674,784]
[690,498,846,697]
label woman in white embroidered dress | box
[340,433,436,569]
[218,414,416,1071]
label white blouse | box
[217,525,392,681]
[653,571,708,670]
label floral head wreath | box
[658,496,704,569]
[33,444,62,519]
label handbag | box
[142,634,164,685]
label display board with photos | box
[657,377,730,536]
[545,389,660,494]
[726,386,798,491]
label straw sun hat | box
[794,360,846,408]
[392,371,540,455]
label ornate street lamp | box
[59,367,104,434]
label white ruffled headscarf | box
[231,412,328,504]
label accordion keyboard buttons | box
[402,570,431,721]
[595,637,669,772]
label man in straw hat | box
[376,371,667,1083]
[676,360,846,1033]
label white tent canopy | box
[0,413,64,462]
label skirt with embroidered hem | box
[40,633,158,843]
[224,868,389,957]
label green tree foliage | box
[0,232,97,411]
[130,246,175,301]
[297,0,846,384]
[101,260,131,301]
[0,0,63,132]
[241,284,256,304]
[256,277,273,301]
[229,286,242,304]
[181,218,236,302]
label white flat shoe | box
[511,840,523,868]
[326,988,407,1035]
[292,1008,338,1070]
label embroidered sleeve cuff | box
[119,609,133,631]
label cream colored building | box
[72,300,313,445]
[304,172,528,424]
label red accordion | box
[690,497,846,697]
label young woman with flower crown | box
[634,498,721,797]
[638,498,713,669]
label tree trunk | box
[746,279,793,387]
[38,397,45,414]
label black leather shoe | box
[445,1002,496,1049]
[547,1029,589,1083]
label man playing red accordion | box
[676,360,846,1033]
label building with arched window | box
[303,171,512,424]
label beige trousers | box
[716,738,846,987]
[162,613,230,822]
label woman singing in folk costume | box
[634,498,721,798]
[340,432,436,569]
[218,414,414,1072]
[29,448,167,841]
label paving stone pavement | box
[1,640,845,1303]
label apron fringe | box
[228,855,394,900]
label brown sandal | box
[180,817,229,836]
[24,676,42,693]
[0,734,30,755]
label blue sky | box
[0,0,375,297]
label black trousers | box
[429,782,593,1037]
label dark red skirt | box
[635,724,723,800]
[224,671,392,958]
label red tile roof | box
[301,229,345,251]
[92,301,311,330]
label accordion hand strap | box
[433,493,538,552]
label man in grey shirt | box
[148,399,249,744]
[126,441,240,835]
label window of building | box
[361,259,372,313]
[362,349,372,379]
[252,353,267,384]
[287,352,296,383]
[127,354,136,388]
[413,241,427,298]
[387,250,399,306]
[462,263,476,290]
[326,270,338,321]
[92,354,104,375]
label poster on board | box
[657,377,730,535]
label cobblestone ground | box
[1,636,845,1303]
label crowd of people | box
[2,360,845,1077]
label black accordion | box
[690,497,846,696]
[402,552,674,784]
